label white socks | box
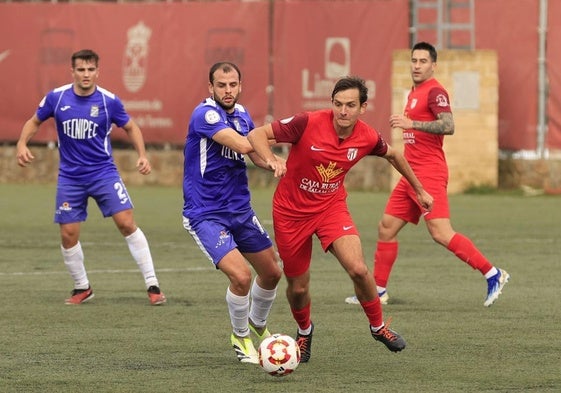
[227,281,278,336]
[226,287,251,337]
[62,228,159,290]
[249,280,277,328]
[125,227,159,288]
[61,242,89,290]
[485,267,498,279]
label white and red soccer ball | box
[258,333,301,377]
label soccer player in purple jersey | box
[16,49,166,306]
[182,62,283,364]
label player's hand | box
[16,146,35,167]
[267,158,286,178]
[389,114,412,130]
[136,157,151,175]
[417,189,434,212]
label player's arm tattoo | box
[412,112,455,135]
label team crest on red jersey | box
[347,148,358,161]
[436,94,449,107]
[316,161,344,183]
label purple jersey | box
[36,84,130,182]
[182,97,255,218]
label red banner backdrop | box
[475,0,539,152]
[0,2,270,145]
[271,0,409,139]
[0,0,560,152]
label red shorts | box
[273,200,359,278]
[385,177,450,224]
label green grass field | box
[1,184,560,392]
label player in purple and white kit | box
[16,49,166,306]
[182,62,283,364]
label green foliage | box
[1,185,560,392]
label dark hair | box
[209,62,242,83]
[71,49,99,68]
[412,42,437,62]
[331,76,368,105]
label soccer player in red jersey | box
[346,42,509,308]
[247,76,433,362]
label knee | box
[263,259,283,285]
[269,266,283,286]
[230,271,253,294]
[429,229,454,247]
[431,234,446,247]
[60,230,79,249]
[347,263,370,283]
[426,220,456,247]
[377,220,394,241]
[287,280,308,299]
[61,231,77,245]
[113,212,137,237]
[118,223,138,237]
[258,270,282,290]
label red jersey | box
[271,109,388,219]
[402,78,451,179]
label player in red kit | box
[248,76,433,362]
[345,42,509,308]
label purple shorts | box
[183,209,273,267]
[54,175,134,224]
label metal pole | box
[537,0,548,158]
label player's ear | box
[360,102,367,114]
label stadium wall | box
[2,0,561,193]
[3,145,561,195]
[0,145,390,191]
[2,1,561,152]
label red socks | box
[291,302,312,331]
[447,233,493,274]
[373,241,398,288]
[373,234,492,289]
[360,298,384,328]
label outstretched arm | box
[212,127,278,155]
[247,151,286,172]
[212,127,255,154]
[383,144,433,211]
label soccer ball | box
[258,333,301,377]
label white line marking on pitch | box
[0,267,212,276]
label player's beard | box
[214,93,238,112]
